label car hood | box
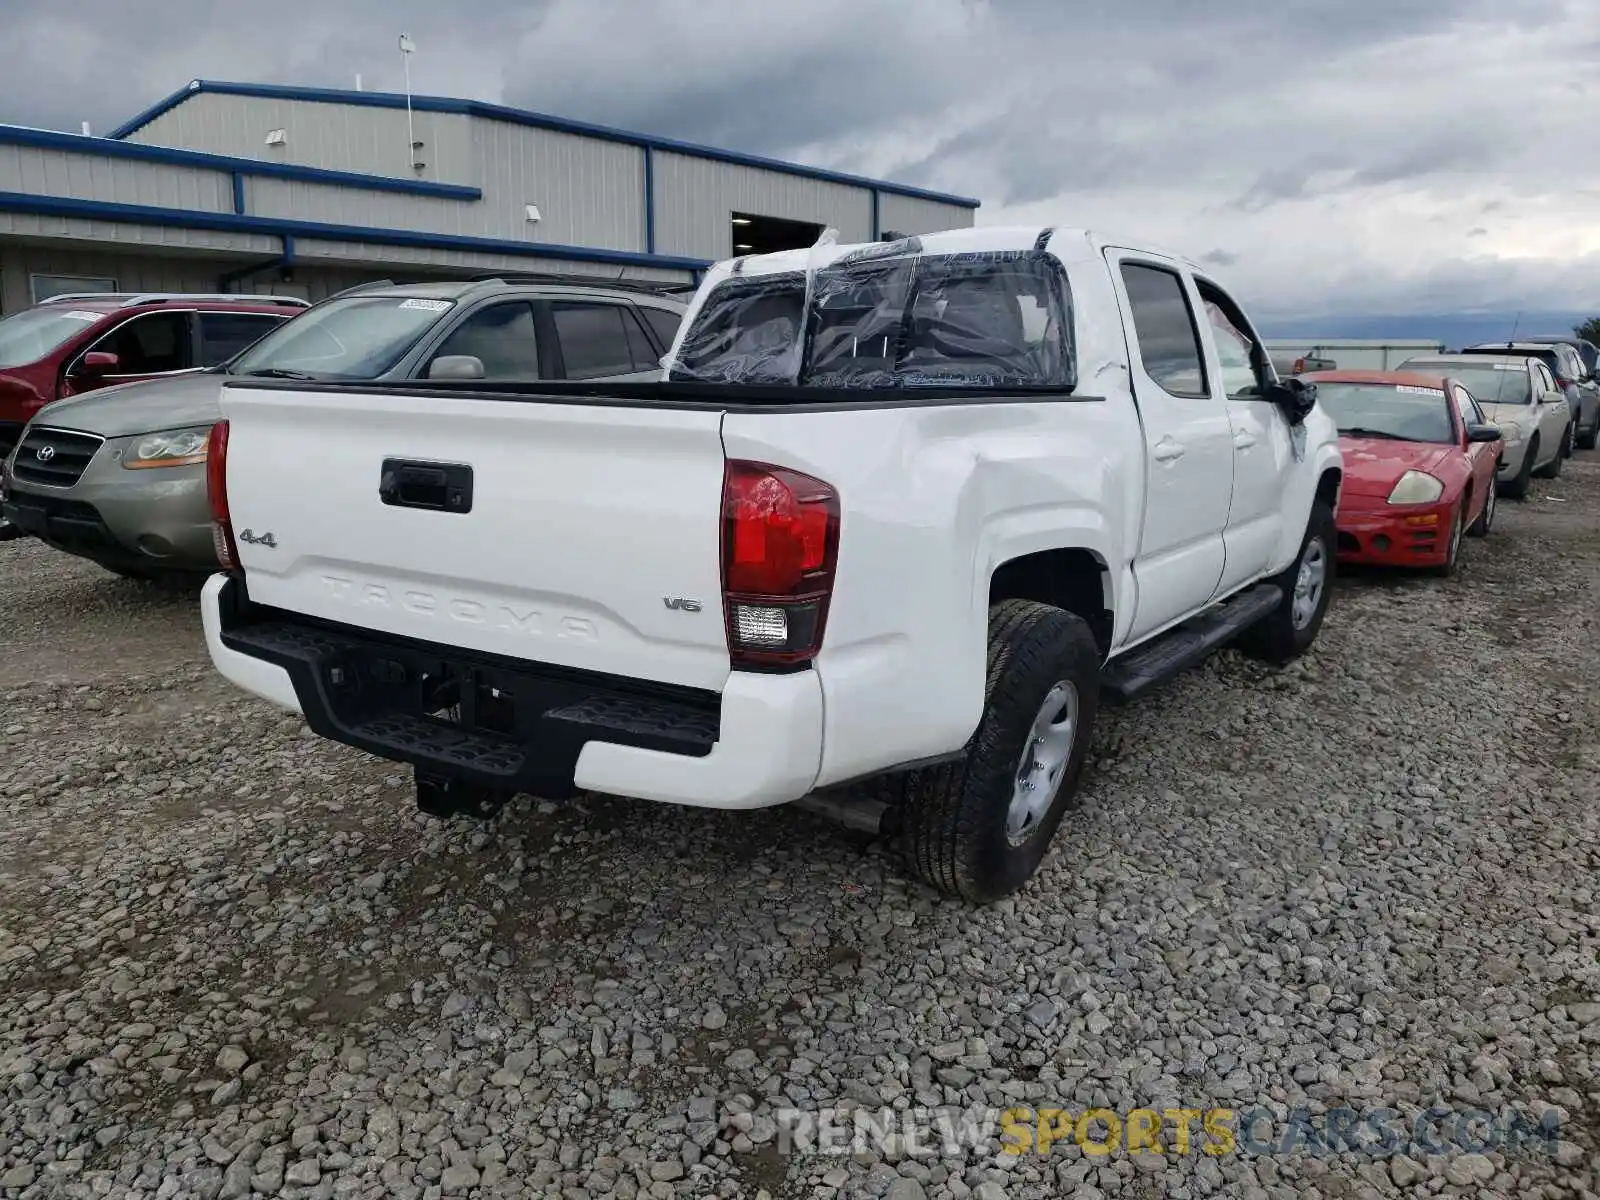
[1339,436,1455,497]
[30,372,226,438]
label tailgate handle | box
[379,458,473,513]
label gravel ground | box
[2,460,1599,1200]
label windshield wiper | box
[1339,426,1409,441]
[241,367,320,380]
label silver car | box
[1461,340,1598,452]
[1398,353,1570,498]
[1,277,688,580]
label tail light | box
[1291,357,1307,374]
[721,460,840,669]
[205,420,239,569]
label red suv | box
[0,293,309,457]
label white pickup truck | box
[200,226,1342,901]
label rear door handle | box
[1234,430,1258,450]
[1152,437,1186,462]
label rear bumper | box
[1335,499,1453,567]
[201,574,824,810]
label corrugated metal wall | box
[652,151,873,262]
[469,120,645,250]
[0,212,276,258]
[878,192,975,238]
[291,238,689,284]
[0,243,272,312]
[0,142,232,214]
[127,92,476,183]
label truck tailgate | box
[218,384,732,693]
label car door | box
[1192,276,1295,595]
[196,312,289,368]
[1530,361,1568,461]
[1105,251,1235,642]
[61,310,199,397]
[1451,383,1496,523]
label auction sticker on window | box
[399,298,452,312]
[1395,385,1442,395]
[63,311,104,322]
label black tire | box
[1579,413,1598,451]
[1535,432,1565,479]
[892,600,1099,902]
[1236,498,1336,666]
[1501,439,1536,499]
[1433,503,1467,576]
[1467,482,1495,538]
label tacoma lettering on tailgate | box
[318,576,598,641]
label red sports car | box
[1302,369,1504,574]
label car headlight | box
[123,428,210,470]
[1387,470,1444,505]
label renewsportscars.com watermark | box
[772,1103,1563,1161]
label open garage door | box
[731,212,824,256]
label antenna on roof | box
[1508,310,1523,347]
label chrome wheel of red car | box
[1468,484,1495,538]
[1435,505,1465,575]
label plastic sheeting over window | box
[668,247,1075,391]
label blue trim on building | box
[643,146,656,255]
[231,171,246,214]
[108,79,981,210]
[0,190,709,273]
[0,124,482,200]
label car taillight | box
[721,460,840,669]
[205,420,239,570]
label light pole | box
[398,33,419,170]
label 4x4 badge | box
[238,529,278,549]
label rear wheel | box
[1236,499,1336,666]
[1502,439,1537,498]
[1467,483,1495,537]
[893,600,1100,902]
[1579,411,1599,451]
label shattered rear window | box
[669,249,1074,391]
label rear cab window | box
[669,247,1074,391]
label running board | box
[1101,584,1282,704]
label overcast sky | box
[5,0,1599,329]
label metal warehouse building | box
[0,79,979,313]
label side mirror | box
[78,350,120,376]
[426,354,485,381]
[1466,423,1502,444]
[1267,377,1317,425]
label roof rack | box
[324,279,399,301]
[39,291,310,308]
[465,270,694,296]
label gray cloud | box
[0,0,1596,320]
